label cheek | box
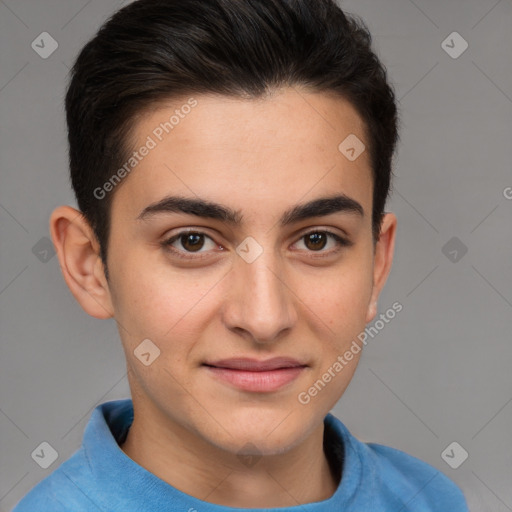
[293,251,374,331]
[108,248,221,346]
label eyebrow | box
[136,194,364,226]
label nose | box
[221,246,298,344]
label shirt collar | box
[80,398,366,510]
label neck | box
[120,410,339,508]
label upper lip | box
[203,357,307,371]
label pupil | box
[182,233,203,252]
[307,233,326,251]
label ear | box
[49,205,114,319]
[365,212,397,323]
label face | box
[93,88,394,456]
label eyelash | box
[161,229,352,260]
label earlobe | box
[366,300,378,324]
[49,205,114,319]
[365,213,397,324]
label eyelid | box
[297,226,351,241]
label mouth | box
[202,357,308,392]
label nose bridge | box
[225,236,296,342]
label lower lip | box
[204,366,306,392]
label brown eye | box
[294,230,352,255]
[179,232,205,252]
[161,230,219,259]
[304,232,328,251]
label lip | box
[203,357,308,392]
[204,357,306,371]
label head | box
[51,0,398,460]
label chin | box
[209,413,313,456]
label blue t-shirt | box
[12,399,468,511]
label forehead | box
[111,88,373,224]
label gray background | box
[1,0,511,510]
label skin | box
[50,87,396,508]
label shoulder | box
[360,438,469,510]
[326,414,469,511]
[13,399,135,512]
[11,449,98,512]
